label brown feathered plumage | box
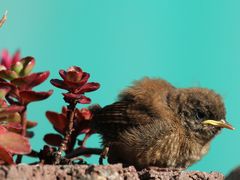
[92,78,233,169]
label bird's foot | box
[99,146,109,165]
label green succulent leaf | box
[0,113,21,124]
[19,57,35,76]
[11,62,23,74]
[0,86,11,99]
[0,70,18,80]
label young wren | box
[92,78,234,169]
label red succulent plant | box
[44,107,95,154]
[0,50,35,80]
[0,50,20,70]
[0,126,31,164]
[0,50,52,107]
[48,66,100,164]
[0,50,102,165]
[0,99,31,164]
[51,66,100,104]
[0,50,52,164]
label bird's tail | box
[88,104,102,130]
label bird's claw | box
[99,146,109,165]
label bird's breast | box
[141,134,208,168]
[108,131,207,169]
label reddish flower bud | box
[51,66,100,104]
[1,50,20,70]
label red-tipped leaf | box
[0,70,18,80]
[20,90,53,105]
[0,106,24,117]
[11,62,23,74]
[1,50,11,69]
[62,93,91,104]
[75,82,100,94]
[0,112,21,123]
[50,79,69,90]
[26,121,38,129]
[0,82,19,97]
[0,86,11,98]
[65,73,90,89]
[11,71,50,90]
[0,131,31,154]
[3,122,22,133]
[60,68,84,83]
[78,95,91,104]
[46,111,67,134]
[44,133,63,147]
[26,131,34,138]
[11,50,21,66]
[0,126,8,134]
[66,70,83,83]
[19,56,35,76]
[79,108,92,120]
[0,145,14,164]
[78,72,90,86]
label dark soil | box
[0,164,224,180]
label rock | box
[0,164,224,180]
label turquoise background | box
[0,0,239,175]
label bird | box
[91,77,234,169]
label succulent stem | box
[21,108,27,136]
[53,101,76,164]
[16,107,27,164]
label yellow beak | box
[202,119,235,130]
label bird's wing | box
[93,101,154,126]
[92,100,156,139]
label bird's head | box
[167,88,234,142]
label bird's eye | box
[196,111,205,120]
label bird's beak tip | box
[202,119,235,130]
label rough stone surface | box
[0,164,224,180]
